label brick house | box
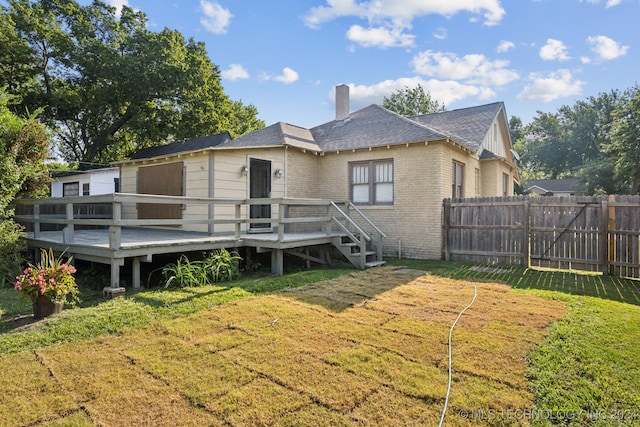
[116,85,517,260]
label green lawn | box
[386,259,640,425]
[1,260,639,425]
[0,268,353,355]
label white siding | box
[50,168,119,197]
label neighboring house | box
[115,85,518,260]
[50,167,120,197]
[525,178,585,196]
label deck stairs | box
[329,202,387,270]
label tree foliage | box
[514,88,638,194]
[1,0,264,165]
[0,90,50,286]
[607,86,640,194]
[382,84,446,116]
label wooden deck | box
[16,194,386,288]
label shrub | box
[161,249,242,288]
[0,220,26,288]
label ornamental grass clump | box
[162,248,242,288]
[14,248,80,305]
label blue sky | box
[95,0,635,128]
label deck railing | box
[14,193,370,250]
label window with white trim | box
[350,160,394,205]
[63,182,79,197]
[452,161,464,198]
[82,183,90,196]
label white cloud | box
[539,38,570,61]
[105,0,131,17]
[332,78,495,111]
[262,67,299,84]
[221,64,249,81]
[497,40,515,53]
[586,35,629,60]
[433,27,447,41]
[304,0,505,49]
[580,0,622,7]
[517,69,585,102]
[200,1,232,34]
[412,50,519,86]
[346,24,414,48]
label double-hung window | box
[350,160,394,205]
[502,173,509,196]
[452,161,464,198]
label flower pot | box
[32,295,64,319]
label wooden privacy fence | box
[443,195,640,279]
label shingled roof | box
[126,101,505,160]
[311,104,448,152]
[526,178,586,194]
[130,132,232,160]
[410,102,505,152]
[221,122,320,152]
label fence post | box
[522,198,530,267]
[600,198,609,275]
[608,194,616,275]
[443,199,451,261]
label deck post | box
[110,260,120,287]
[33,204,40,238]
[109,201,122,250]
[271,249,284,275]
[235,203,242,238]
[63,202,74,243]
[132,257,141,289]
[324,204,332,235]
[278,202,285,241]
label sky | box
[88,0,636,128]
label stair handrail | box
[330,217,361,243]
[346,201,388,239]
[330,202,372,242]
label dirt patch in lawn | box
[0,267,566,426]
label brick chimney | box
[335,84,349,121]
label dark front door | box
[249,158,271,230]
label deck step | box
[365,260,386,268]
[341,242,359,248]
[350,251,376,257]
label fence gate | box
[443,195,640,279]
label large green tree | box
[1,0,264,166]
[382,84,446,116]
[607,85,640,194]
[517,90,622,194]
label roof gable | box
[220,122,320,152]
[311,104,448,152]
[410,102,504,152]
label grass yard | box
[0,261,639,426]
